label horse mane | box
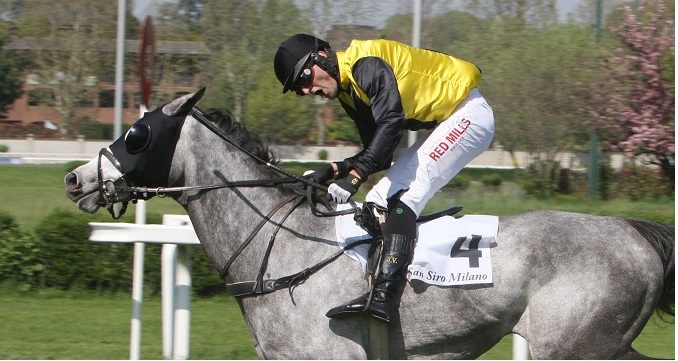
[198,108,306,195]
[202,108,279,166]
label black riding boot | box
[326,233,415,323]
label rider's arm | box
[343,57,405,180]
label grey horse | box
[65,89,674,359]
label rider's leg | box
[326,89,495,321]
[367,200,416,322]
[326,199,416,322]
[363,88,496,217]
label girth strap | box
[226,237,373,297]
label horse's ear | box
[163,87,206,116]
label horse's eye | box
[124,123,151,154]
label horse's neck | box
[172,126,337,280]
[195,191,342,281]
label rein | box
[181,108,364,297]
[187,107,358,218]
[97,105,364,298]
[221,194,374,299]
[97,147,298,218]
[125,178,298,197]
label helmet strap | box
[312,48,339,83]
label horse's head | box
[65,88,205,218]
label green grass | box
[0,288,256,360]
[0,164,674,359]
[1,163,672,229]
[0,288,673,359]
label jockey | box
[274,34,495,323]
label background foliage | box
[0,37,22,119]
[0,208,224,294]
[0,0,673,192]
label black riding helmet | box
[274,34,337,94]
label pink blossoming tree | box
[589,0,674,191]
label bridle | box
[95,145,300,219]
[97,147,134,218]
[95,106,368,298]
[96,106,357,218]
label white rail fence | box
[89,211,198,360]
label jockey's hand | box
[303,164,335,185]
[327,174,362,203]
[304,161,350,185]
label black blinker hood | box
[109,106,186,188]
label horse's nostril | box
[65,173,79,188]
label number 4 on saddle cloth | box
[335,203,498,287]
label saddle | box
[354,203,463,239]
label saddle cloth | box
[335,203,499,287]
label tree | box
[0,0,22,23]
[568,0,626,24]
[197,0,308,120]
[154,0,202,40]
[464,0,558,29]
[440,1,604,195]
[483,25,600,194]
[382,10,486,54]
[325,110,361,145]
[244,72,314,145]
[300,0,334,145]
[588,0,675,191]
[0,36,23,119]
[15,0,123,138]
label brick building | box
[2,38,210,138]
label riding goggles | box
[294,67,314,95]
[293,54,315,95]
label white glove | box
[326,174,361,204]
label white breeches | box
[365,88,495,216]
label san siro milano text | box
[411,269,488,283]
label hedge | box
[0,212,43,290]
[0,210,223,295]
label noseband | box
[97,148,132,218]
